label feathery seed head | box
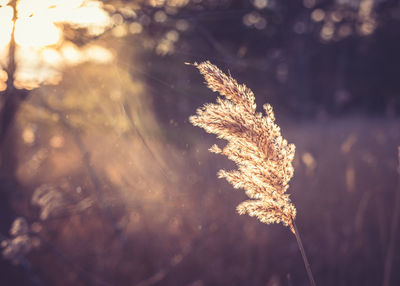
[189,61,297,233]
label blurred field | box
[1,1,400,284]
[2,62,399,285]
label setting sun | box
[0,0,110,48]
[0,0,112,87]
[0,5,13,47]
[15,18,61,47]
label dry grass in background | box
[0,58,399,286]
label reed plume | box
[189,61,296,231]
[189,61,316,286]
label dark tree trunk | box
[0,0,18,145]
[0,0,28,225]
[0,0,28,180]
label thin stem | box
[292,221,316,286]
[382,146,400,286]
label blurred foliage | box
[1,0,399,114]
[0,0,400,285]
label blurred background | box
[0,0,400,285]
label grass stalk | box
[293,221,316,286]
[382,146,400,286]
[189,61,317,286]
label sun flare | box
[15,18,61,47]
[0,0,112,88]
[0,5,13,48]
[0,0,111,49]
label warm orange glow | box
[0,82,6,92]
[0,69,7,91]
[0,0,113,87]
[0,5,13,47]
[60,42,83,64]
[22,127,35,145]
[41,48,63,66]
[0,69,7,81]
[15,18,61,47]
[0,0,111,49]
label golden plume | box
[189,61,297,233]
